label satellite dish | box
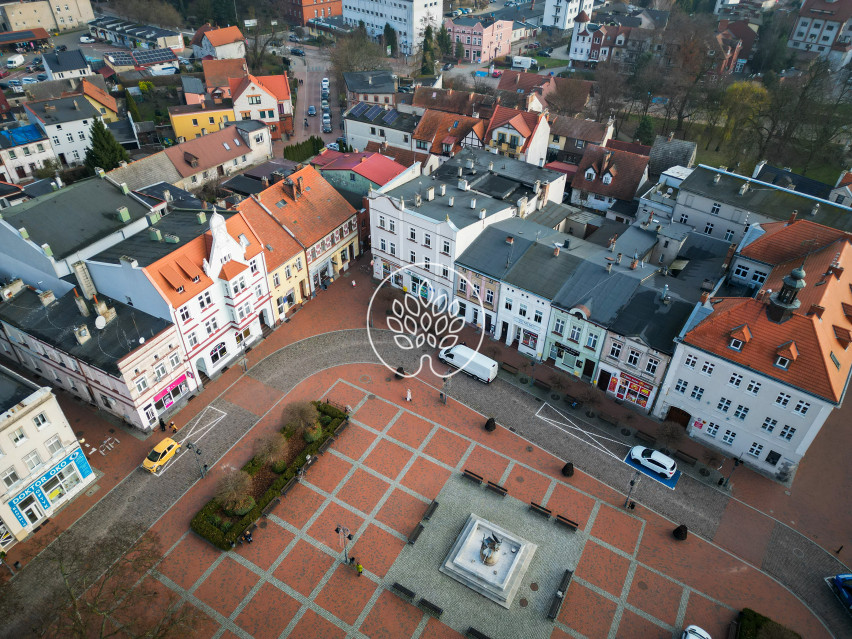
[139,337,145,344]
[94,316,106,330]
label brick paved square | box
[557,582,618,638]
[337,468,392,514]
[363,438,412,480]
[273,483,326,529]
[159,533,220,590]
[314,563,378,625]
[423,428,470,468]
[222,376,282,417]
[388,412,435,448]
[420,618,467,639]
[235,519,294,571]
[183,606,221,639]
[308,499,366,550]
[576,541,631,597]
[235,582,301,639]
[350,523,406,577]
[401,456,452,500]
[326,381,367,411]
[713,499,775,568]
[288,608,348,639]
[616,609,671,638]
[544,482,596,529]
[273,539,336,597]
[309,452,353,494]
[375,488,429,536]
[334,424,377,461]
[684,591,737,639]
[506,464,552,505]
[116,576,184,630]
[462,446,510,481]
[353,396,400,430]
[626,565,684,626]
[591,503,643,555]
[193,556,259,617]
[359,589,423,639]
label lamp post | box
[723,457,741,488]
[623,469,640,508]
[185,442,206,478]
[335,524,354,564]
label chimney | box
[73,325,91,345]
[788,210,798,225]
[439,184,446,196]
[296,176,304,194]
[95,167,105,178]
[449,196,455,207]
[41,243,53,257]
[261,175,269,187]
[661,284,669,300]
[72,99,79,110]
[18,227,28,239]
[458,179,469,191]
[72,262,97,300]
[149,228,163,241]
[38,290,55,307]
[116,206,130,222]
[538,158,544,168]
[470,197,477,209]
[606,262,612,273]
[414,193,422,207]
[738,182,749,196]
[457,166,463,177]
[0,278,25,300]
[700,291,710,304]
[713,173,721,184]
[479,208,486,219]
[426,186,435,201]
[163,190,173,203]
[506,236,514,244]
[553,245,560,257]
[488,161,493,171]
[200,101,206,109]
[368,75,372,85]
[667,131,674,142]
[616,252,622,264]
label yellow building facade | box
[168,104,235,142]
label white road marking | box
[534,402,626,461]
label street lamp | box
[185,442,206,478]
[335,524,354,564]
[723,457,741,488]
[623,469,641,508]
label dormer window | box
[176,286,184,294]
[775,356,790,369]
[729,338,743,351]
[602,174,612,185]
[585,169,595,181]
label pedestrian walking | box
[356,562,363,576]
[170,421,177,434]
[159,418,166,432]
[405,388,412,402]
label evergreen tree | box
[421,25,435,75]
[454,40,464,61]
[383,23,398,56]
[125,91,141,122]
[84,119,129,173]
[635,116,656,146]
[436,25,451,56]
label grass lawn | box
[534,56,570,69]
[134,90,181,125]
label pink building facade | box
[444,17,512,63]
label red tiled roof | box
[190,23,214,47]
[413,109,486,154]
[544,161,578,176]
[549,116,608,142]
[739,220,850,265]
[364,141,430,167]
[311,149,346,167]
[497,70,549,94]
[486,105,542,150]
[203,58,248,90]
[411,87,496,118]
[81,79,117,113]
[255,165,356,247]
[571,144,649,201]
[219,260,248,280]
[312,151,407,185]
[838,172,852,188]
[229,73,291,103]
[799,0,852,24]
[163,126,255,178]
[606,139,651,156]
[237,197,304,270]
[205,26,245,47]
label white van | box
[6,54,24,69]
[438,345,499,383]
[512,55,536,70]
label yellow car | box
[142,437,181,473]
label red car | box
[492,70,503,77]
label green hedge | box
[737,608,801,639]
[190,401,346,550]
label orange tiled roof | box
[254,165,356,247]
[838,172,852,188]
[163,126,255,178]
[413,109,485,154]
[571,144,649,201]
[229,73,291,103]
[81,79,117,113]
[486,105,542,151]
[411,87,496,118]
[190,23,214,47]
[236,196,304,270]
[205,26,244,47]
[739,219,850,265]
[686,239,852,402]
[203,58,248,89]
[219,260,248,281]
[143,212,264,308]
[497,70,550,94]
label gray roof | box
[2,177,152,259]
[22,178,58,198]
[0,288,172,376]
[649,135,697,178]
[343,70,396,94]
[181,75,205,95]
[490,3,544,22]
[243,159,300,180]
[107,118,137,145]
[107,152,183,191]
[384,177,512,229]
[455,223,537,279]
[43,49,89,73]
[0,366,36,413]
[524,201,583,229]
[135,182,205,210]
[26,95,100,126]
[221,174,265,195]
[91,209,236,267]
[345,104,418,133]
[503,241,579,300]
[437,148,563,194]
[88,16,180,40]
[679,165,852,231]
[607,286,693,354]
[25,75,108,101]
[552,262,641,324]
[754,164,831,199]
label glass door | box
[18,496,44,525]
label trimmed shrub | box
[242,457,263,476]
[562,462,574,477]
[271,458,289,474]
[304,424,323,443]
[484,417,497,432]
[673,524,688,541]
[224,495,256,517]
[738,608,801,639]
[319,414,333,427]
[317,402,346,419]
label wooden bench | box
[281,477,298,496]
[419,599,443,617]
[529,502,552,518]
[422,500,439,521]
[317,437,334,454]
[555,514,579,531]
[261,497,280,517]
[391,582,416,599]
[634,430,657,446]
[408,523,424,545]
[500,362,519,375]
[304,455,317,470]
[547,570,574,620]
[467,628,493,639]
[674,449,698,466]
[547,594,563,620]
[598,413,619,427]
[462,469,484,485]
[486,481,508,497]
[563,394,582,409]
[334,419,349,436]
[533,377,552,392]
[559,569,574,592]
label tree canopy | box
[84,119,129,174]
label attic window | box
[223,142,230,150]
[831,352,841,369]
[775,356,790,369]
[585,169,595,181]
[276,199,286,208]
[192,275,200,283]
[176,286,185,294]
[234,138,241,146]
[602,174,612,185]
[238,234,249,247]
[729,338,743,351]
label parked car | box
[491,70,503,78]
[630,446,677,479]
[21,77,38,85]
[291,48,305,56]
[142,438,181,473]
[442,62,454,71]
[307,105,317,116]
[7,78,21,86]
[829,573,852,611]
[537,50,551,57]
[36,73,47,81]
[79,35,95,43]
[289,34,302,42]
[321,77,329,89]
[32,56,41,65]
[55,44,67,52]
[681,626,712,639]
[325,142,340,151]
[321,99,329,110]
[322,122,333,133]
[321,88,329,99]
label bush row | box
[282,136,326,162]
[190,402,345,550]
[737,608,801,639]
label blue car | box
[307,105,316,116]
[830,574,852,611]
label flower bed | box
[190,401,347,550]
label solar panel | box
[365,105,383,120]
[383,110,399,125]
[350,102,369,117]
[132,48,177,64]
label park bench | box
[408,523,424,545]
[334,419,349,436]
[391,583,416,599]
[598,413,619,428]
[533,377,552,392]
[423,500,439,521]
[529,502,552,518]
[486,481,508,497]
[555,515,580,531]
[419,599,443,617]
[547,570,574,620]
[261,497,280,517]
[462,468,484,485]
[317,437,334,454]
[280,476,298,496]
[500,362,519,375]
[634,430,657,446]
[674,449,698,466]
[467,628,493,639]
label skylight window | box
[276,199,286,208]
[234,138,241,146]
[223,142,230,150]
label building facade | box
[193,27,246,60]
[230,74,294,141]
[786,0,852,68]
[24,96,101,167]
[542,0,593,31]
[0,124,56,184]
[0,0,94,32]
[281,0,342,25]
[342,0,442,55]
[443,16,512,63]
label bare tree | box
[254,432,288,464]
[245,18,280,75]
[112,0,181,27]
[215,469,253,513]
[25,522,196,638]
[281,401,319,433]
[591,63,625,123]
[657,421,685,452]
[329,31,388,102]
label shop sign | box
[153,374,187,404]
[10,448,92,526]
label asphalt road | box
[285,46,342,146]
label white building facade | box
[0,129,57,184]
[542,0,593,31]
[342,0,442,55]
